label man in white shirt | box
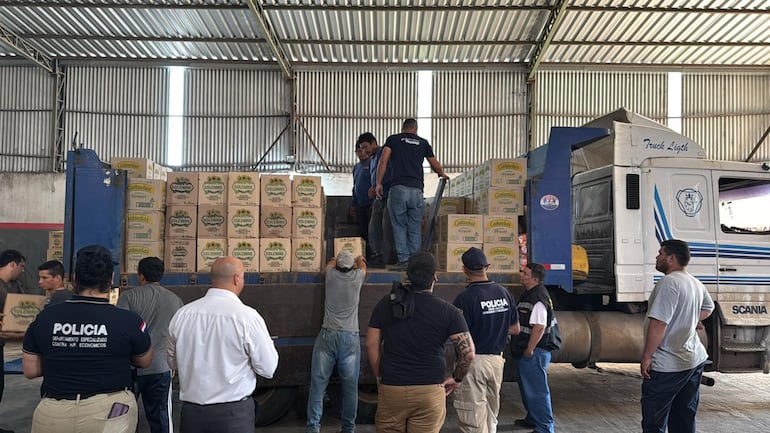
[168,256,279,433]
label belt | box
[477,352,504,356]
[46,388,130,401]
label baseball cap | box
[336,250,355,269]
[462,247,489,270]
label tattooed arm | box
[442,331,475,395]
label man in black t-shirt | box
[366,252,475,433]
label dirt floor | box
[3,341,770,433]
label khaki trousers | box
[31,389,138,433]
[376,383,446,433]
[453,354,505,433]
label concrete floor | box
[3,342,770,433]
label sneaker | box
[389,261,408,271]
[514,418,535,429]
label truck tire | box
[326,383,378,424]
[253,386,298,427]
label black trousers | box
[180,397,255,433]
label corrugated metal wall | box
[433,70,529,169]
[682,73,770,162]
[66,66,168,164]
[295,70,417,172]
[185,69,290,171]
[534,70,669,148]
[0,66,54,172]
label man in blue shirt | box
[359,132,394,268]
[350,142,372,258]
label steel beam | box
[0,24,55,73]
[528,0,569,82]
[245,0,293,80]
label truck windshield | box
[719,177,770,235]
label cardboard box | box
[292,175,324,208]
[435,243,481,272]
[48,230,64,248]
[197,205,227,238]
[197,239,227,272]
[260,206,292,238]
[153,163,169,181]
[484,243,520,273]
[198,173,228,205]
[260,238,291,272]
[2,293,46,332]
[164,239,196,273]
[474,187,525,215]
[425,196,466,218]
[292,207,324,239]
[111,157,154,179]
[127,211,165,241]
[227,205,260,238]
[165,205,197,239]
[260,174,292,207]
[474,158,527,189]
[229,238,260,272]
[125,241,164,273]
[291,239,324,272]
[334,237,365,259]
[46,247,63,262]
[437,214,484,243]
[127,179,167,211]
[166,172,199,205]
[483,215,519,243]
[227,172,260,206]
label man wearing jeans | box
[375,118,448,270]
[361,132,394,268]
[306,251,367,433]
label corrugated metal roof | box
[0,0,767,67]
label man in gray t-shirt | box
[118,257,183,433]
[641,239,714,433]
[306,250,366,433]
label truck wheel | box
[326,384,378,424]
[253,386,298,427]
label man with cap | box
[366,252,475,433]
[306,250,367,433]
[452,247,519,433]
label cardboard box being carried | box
[166,173,199,205]
[197,205,227,238]
[227,172,260,206]
[111,157,154,179]
[334,237,365,259]
[127,211,165,241]
[292,207,323,239]
[291,239,324,272]
[227,205,260,238]
[164,239,196,273]
[198,173,228,205]
[2,293,46,332]
[166,205,197,239]
[125,241,164,273]
[261,206,292,238]
[197,239,227,273]
[260,238,291,272]
[435,243,481,272]
[436,214,484,244]
[128,179,167,211]
[484,243,520,273]
[260,175,292,207]
[48,230,64,249]
[229,238,260,272]
[292,175,324,208]
[483,215,519,243]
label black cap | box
[462,247,489,270]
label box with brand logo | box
[292,175,324,208]
[473,187,524,215]
[128,179,167,211]
[127,211,165,241]
[197,205,227,238]
[2,293,46,332]
[260,238,291,273]
[46,247,63,262]
[165,205,197,239]
[436,214,483,244]
[425,196,466,218]
[125,241,164,273]
[164,239,196,273]
[292,207,323,239]
[227,172,260,206]
[48,230,64,248]
[227,205,260,238]
[291,239,324,272]
[484,243,520,273]
[260,206,292,238]
[260,174,292,207]
[474,158,527,189]
[166,173,199,205]
[197,239,227,273]
[153,163,169,181]
[111,157,154,179]
[198,173,228,205]
[435,243,481,272]
[333,237,365,260]
[229,238,260,272]
[483,215,519,243]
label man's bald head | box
[210,256,245,294]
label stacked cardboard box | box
[227,172,260,272]
[47,230,64,262]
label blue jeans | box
[306,328,361,433]
[136,371,173,433]
[387,185,424,263]
[516,348,554,433]
[641,363,705,433]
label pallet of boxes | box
[430,158,525,273]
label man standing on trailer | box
[361,132,394,268]
[641,239,714,433]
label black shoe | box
[514,418,535,429]
[0,428,15,433]
[389,261,408,271]
[369,255,385,268]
